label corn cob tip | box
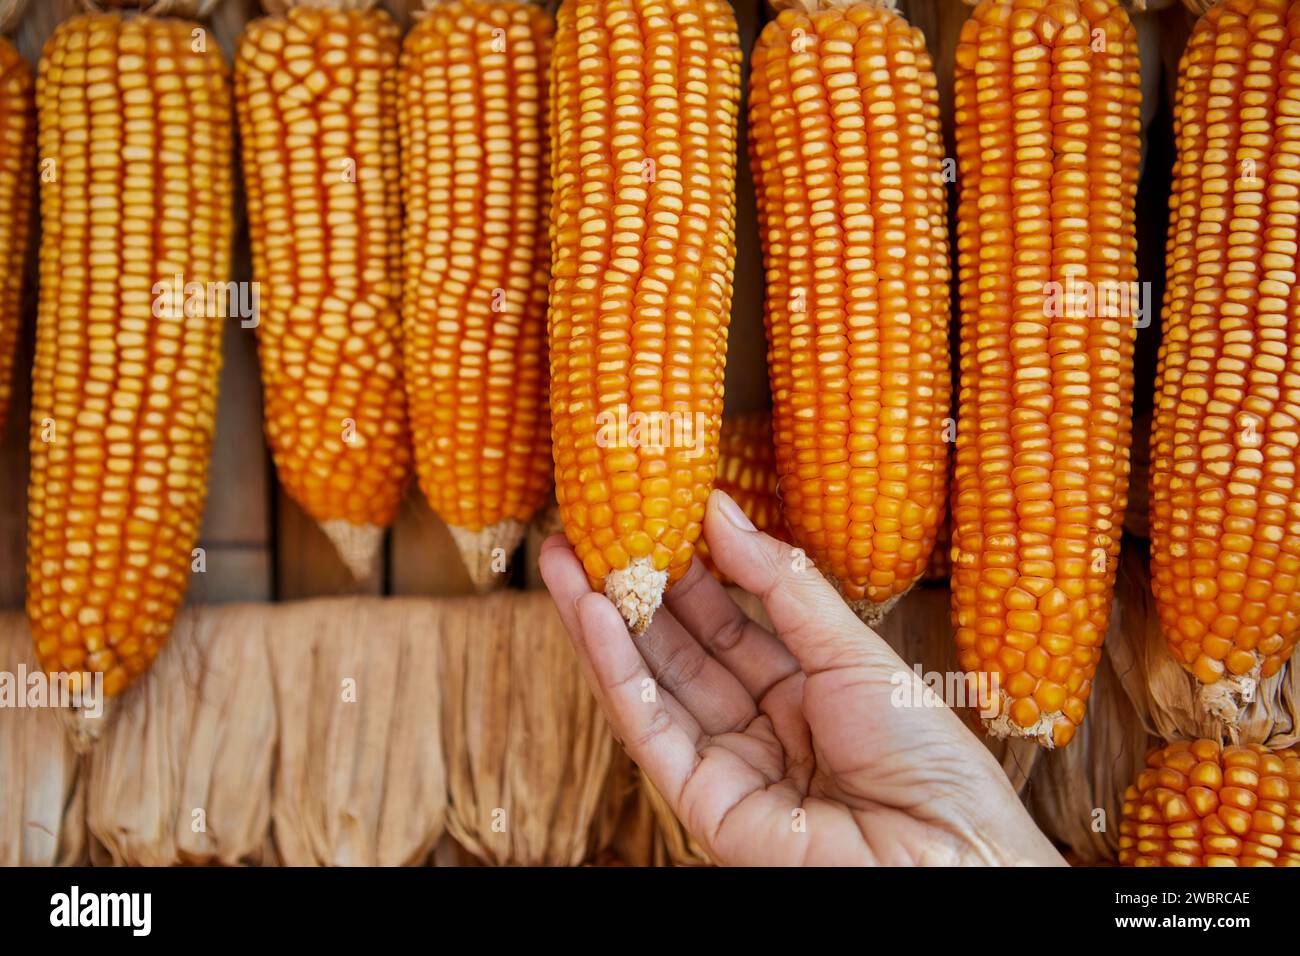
[605,558,668,636]
[320,521,384,583]
[832,579,907,630]
[1196,671,1260,727]
[56,700,113,754]
[982,690,1061,750]
[448,519,526,594]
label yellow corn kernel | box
[234,5,412,580]
[549,0,741,632]
[1150,0,1300,718]
[951,0,1141,749]
[749,3,951,623]
[399,0,554,591]
[1119,740,1300,867]
[28,13,233,696]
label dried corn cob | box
[0,34,32,439]
[1119,739,1300,866]
[1150,0,1300,722]
[27,11,233,696]
[749,0,952,624]
[549,0,741,632]
[951,0,1141,747]
[399,0,554,591]
[696,411,790,579]
[235,2,412,581]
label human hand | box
[539,489,1066,866]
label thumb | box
[703,490,900,676]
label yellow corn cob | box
[1150,0,1300,721]
[0,36,32,439]
[27,12,233,696]
[696,411,790,580]
[398,0,554,591]
[549,0,741,632]
[1119,739,1300,866]
[235,3,412,581]
[951,0,1141,748]
[748,0,952,624]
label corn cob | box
[549,0,741,632]
[0,34,32,440]
[27,11,233,697]
[748,0,952,624]
[951,0,1141,748]
[399,0,554,591]
[1119,739,1300,866]
[1150,0,1300,721]
[696,411,790,579]
[235,2,412,581]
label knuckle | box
[661,644,708,690]
[631,705,675,750]
[708,613,748,655]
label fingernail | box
[713,489,756,532]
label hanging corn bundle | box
[548,0,742,633]
[951,0,1142,748]
[398,0,554,591]
[27,2,234,699]
[749,0,952,625]
[234,0,412,581]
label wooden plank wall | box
[0,0,1194,610]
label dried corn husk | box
[639,772,712,866]
[1106,544,1299,749]
[593,747,637,850]
[270,597,446,866]
[0,614,86,865]
[85,0,225,17]
[442,591,618,866]
[86,604,275,866]
[0,0,29,34]
[601,751,666,867]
